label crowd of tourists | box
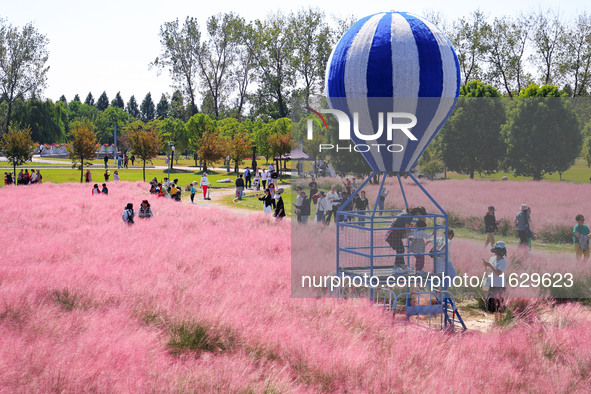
[4,169,43,185]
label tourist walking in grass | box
[200,173,210,199]
[483,241,508,318]
[515,204,533,248]
[258,188,275,215]
[325,186,339,225]
[484,205,499,248]
[104,170,110,182]
[104,155,108,168]
[299,191,311,224]
[274,188,285,222]
[244,167,252,189]
[101,183,108,195]
[261,170,268,189]
[113,170,120,181]
[190,183,196,203]
[235,174,245,200]
[92,184,100,195]
[573,214,590,260]
[85,170,92,183]
[315,191,330,225]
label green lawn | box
[219,188,293,216]
[1,168,248,188]
[446,158,591,184]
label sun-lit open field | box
[1,182,591,391]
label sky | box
[1,0,589,106]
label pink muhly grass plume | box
[0,182,591,391]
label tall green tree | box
[532,10,564,86]
[11,97,67,143]
[95,106,131,144]
[231,19,255,119]
[73,94,81,102]
[441,81,506,178]
[197,13,242,118]
[198,129,228,173]
[140,92,155,121]
[111,91,124,108]
[157,117,187,168]
[0,19,49,133]
[156,94,169,119]
[227,132,251,173]
[170,90,185,120]
[59,95,67,104]
[483,15,531,96]
[186,112,215,154]
[504,84,581,180]
[290,8,332,106]
[1,125,34,178]
[449,10,488,85]
[126,127,161,181]
[153,17,200,116]
[557,12,591,97]
[126,95,140,119]
[84,92,95,106]
[245,13,295,118]
[66,120,99,183]
[96,91,109,111]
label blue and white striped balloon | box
[325,12,460,173]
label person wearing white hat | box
[514,204,532,247]
[200,172,210,199]
[483,241,508,316]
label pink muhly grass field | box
[314,177,590,233]
[1,182,591,391]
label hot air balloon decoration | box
[326,12,465,329]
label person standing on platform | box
[385,206,427,268]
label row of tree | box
[2,9,591,138]
[0,112,292,182]
[301,82,589,181]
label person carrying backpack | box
[122,203,135,225]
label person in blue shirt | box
[573,214,590,260]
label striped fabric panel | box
[325,12,459,173]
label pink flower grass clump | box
[1,182,591,391]
[311,177,590,235]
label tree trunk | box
[143,160,146,182]
[469,169,474,179]
[80,160,84,183]
[170,150,174,170]
[13,163,16,185]
[5,100,13,134]
[203,160,208,173]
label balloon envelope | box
[325,12,460,173]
